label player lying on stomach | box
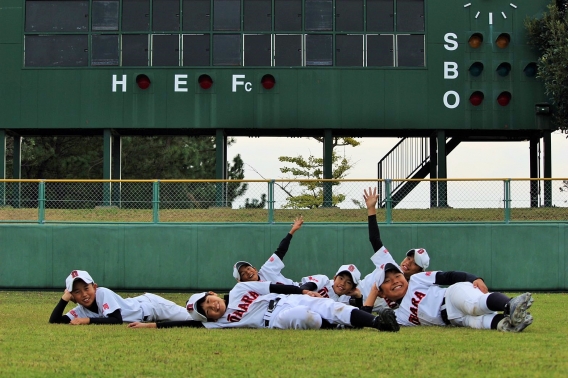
[357,187,488,313]
[128,281,399,332]
[49,270,190,325]
[232,216,303,285]
[364,260,533,333]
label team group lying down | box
[50,188,534,333]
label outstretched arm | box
[274,215,304,261]
[129,321,205,329]
[364,187,384,252]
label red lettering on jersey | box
[227,291,260,323]
[385,298,398,309]
[409,314,421,325]
[308,276,319,283]
[425,272,432,276]
[408,291,426,326]
[71,270,79,278]
[70,310,78,318]
[103,303,109,310]
[318,287,329,298]
[269,257,274,262]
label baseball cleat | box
[497,313,533,333]
[504,293,534,327]
[372,308,400,332]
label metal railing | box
[0,178,566,224]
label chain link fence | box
[0,179,566,223]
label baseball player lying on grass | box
[298,264,364,306]
[232,215,304,285]
[49,270,191,325]
[363,253,534,332]
[357,187,489,313]
[128,281,400,332]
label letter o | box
[443,91,460,109]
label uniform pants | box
[445,282,496,329]
[135,293,190,322]
[268,295,355,330]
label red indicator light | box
[495,33,510,49]
[468,33,483,48]
[198,74,213,89]
[469,91,484,106]
[497,91,512,106]
[261,74,276,90]
[136,74,151,89]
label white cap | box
[65,270,94,292]
[406,248,430,270]
[232,261,252,281]
[335,264,361,285]
[186,292,208,322]
[373,262,403,290]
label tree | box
[525,0,568,131]
[276,137,359,209]
[4,135,248,209]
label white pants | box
[268,295,356,330]
[445,282,496,329]
[136,293,190,322]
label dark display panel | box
[25,1,89,32]
[397,34,424,66]
[336,34,363,66]
[183,0,211,31]
[367,0,393,32]
[92,0,119,31]
[397,0,424,32]
[122,34,149,66]
[152,35,180,66]
[274,0,302,31]
[367,34,394,66]
[213,34,241,65]
[244,0,272,31]
[25,35,88,67]
[153,0,180,31]
[183,34,211,66]
[92,34,120,65]
[335,0,363,32]
[305,34,332,66]
[122,0,150,31]
[274,34,302,66]
[244,34,272,66]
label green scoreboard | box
[0,0,553,134]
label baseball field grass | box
[1,291,567,378]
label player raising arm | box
[233,215,304,285]
[49,270,190,325]
[129,280,399,332]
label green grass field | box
[1,291,567,377]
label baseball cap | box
[186,292,208,322]
[335,264,361,285]
[65,270,94,292]
[373,262,403,290]
[233,261,252,281]
[406,248,430,270]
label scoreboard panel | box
[0,0,553,133]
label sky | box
[230,131,568,180]
[227,131,568,209]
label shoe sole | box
[510,293,533,326]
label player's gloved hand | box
[372,308,400,332]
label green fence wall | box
[1,223,566,291]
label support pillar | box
[543,131,552,207]
[103,129,112,206]
[529,137,539,208]
[323,129,333,207]
[429,135,438,208]
[437,131,447,207]
[0,130,6,206]
[12,135,22,208]
[215,129,227,206]
[111,135,121,206]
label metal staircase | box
[377,136,461,208]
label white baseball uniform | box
[66,287,190,323]
[258,253,299,285]
[203,281,357,330]
[300,274,351,304]
[396,274,496,329]
[358,247,399,311]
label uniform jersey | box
[258,254,299,285]
[66,287,144,323]
[395,271,447,326]
[358,246,399,311]
[299,274,350,304]
[203,281,279,329]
